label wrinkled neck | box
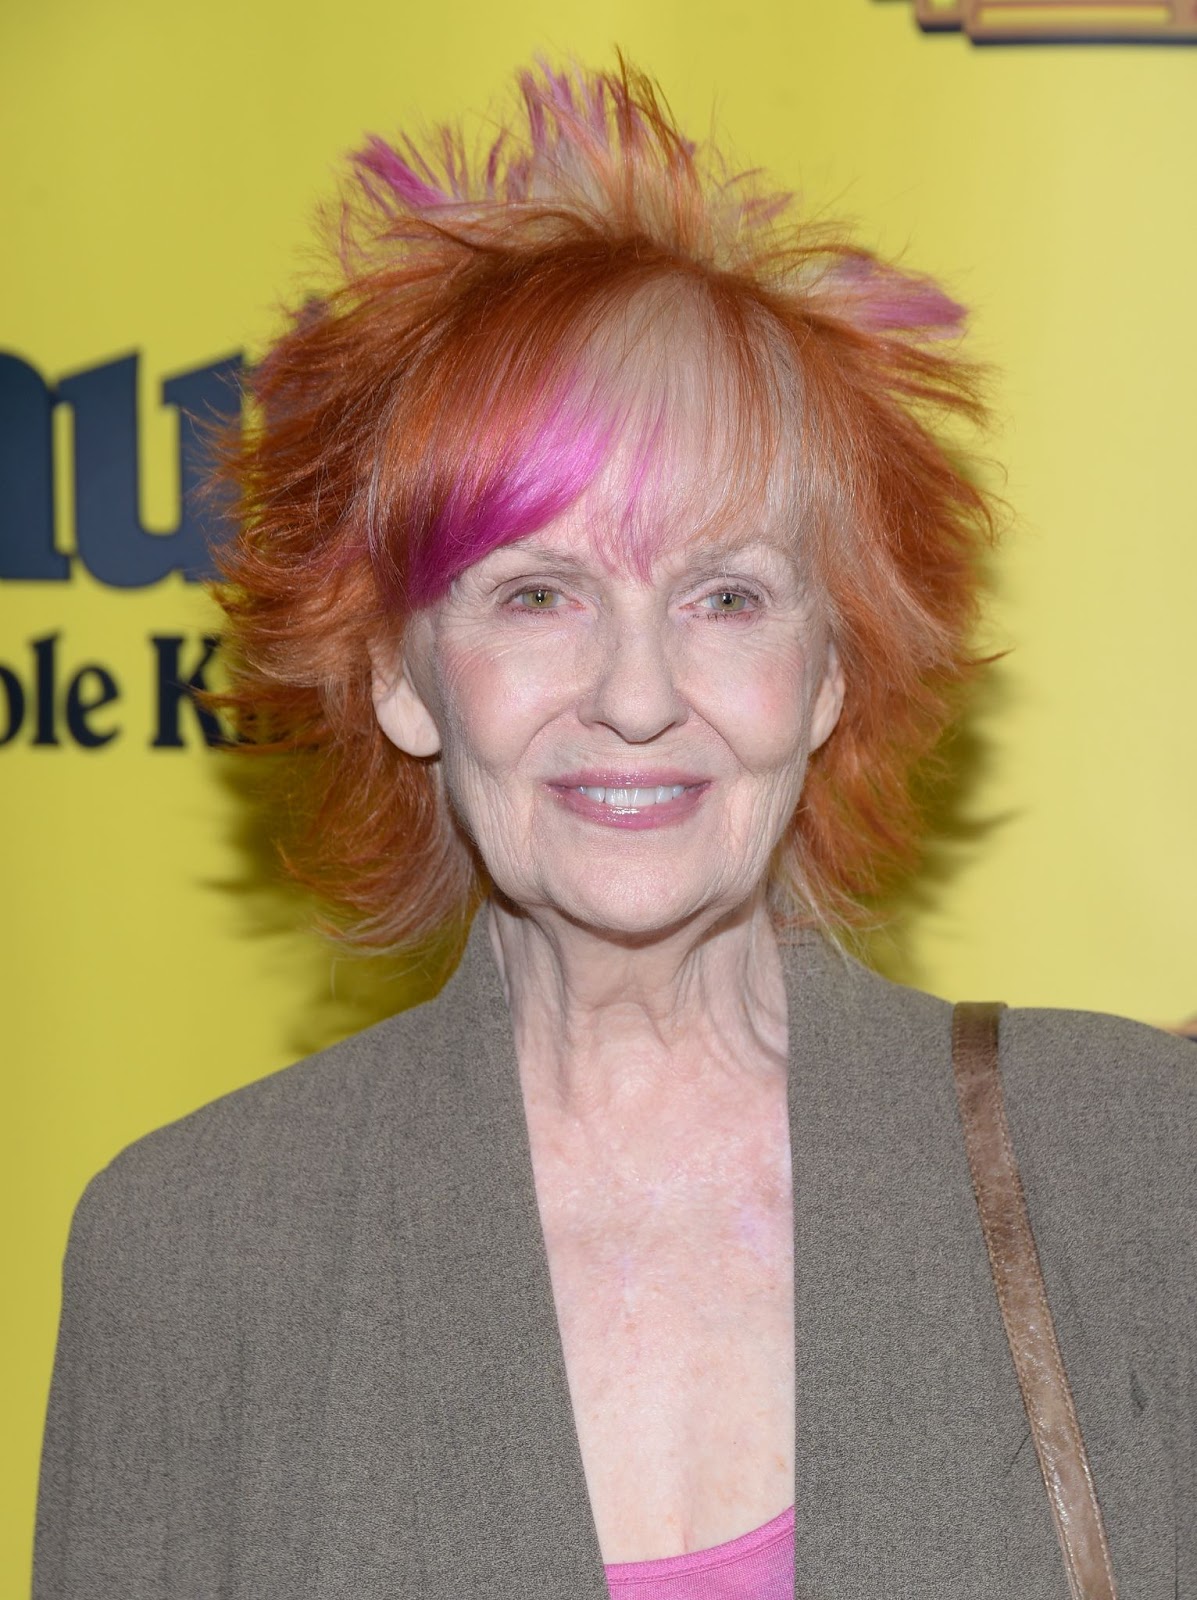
[487,894,788,1120]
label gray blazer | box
[34,922,1195,1598]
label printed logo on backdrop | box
[912,0,1197,40]
[0,349,242,750]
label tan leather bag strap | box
[951,1002,1119,1600]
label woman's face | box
[373,510,844,939]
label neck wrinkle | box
[486,893,789,1118]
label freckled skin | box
[374,510,844,1562]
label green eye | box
[514,587,559,609]
[706,590,749,613]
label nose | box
[577,614,687,744]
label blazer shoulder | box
[999,1002,1195,1221]
[1002,1001,1196,1112]
[77,982,458,1236]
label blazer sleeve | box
[34,1165,171,1598]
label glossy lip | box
[546,770,711,831]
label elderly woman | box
[35,63,1192,1600]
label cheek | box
[699,635,814,769]
[431,632,569,779]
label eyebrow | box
[475,544,603,581]
[662,535,801,576]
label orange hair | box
[213,59,993,949]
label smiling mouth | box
[574,784,689,808]
[548,777,710,829]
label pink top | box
[603,1506,794,1600]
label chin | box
[531,862,747,942]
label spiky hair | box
[214,59,992,950]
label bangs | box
[577,291,818,579]
[365,267,815,607]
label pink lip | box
[546,772,711,831]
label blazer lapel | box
[785,936,1067,1598]
[311,919,608,1599]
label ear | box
[808,637,845,754]
[369,639,442,758]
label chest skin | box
[525,1074,796,1564]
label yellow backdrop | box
[2,1,1194,1586]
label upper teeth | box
[576,785,688,807]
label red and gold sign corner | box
[912,0,1197,39]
